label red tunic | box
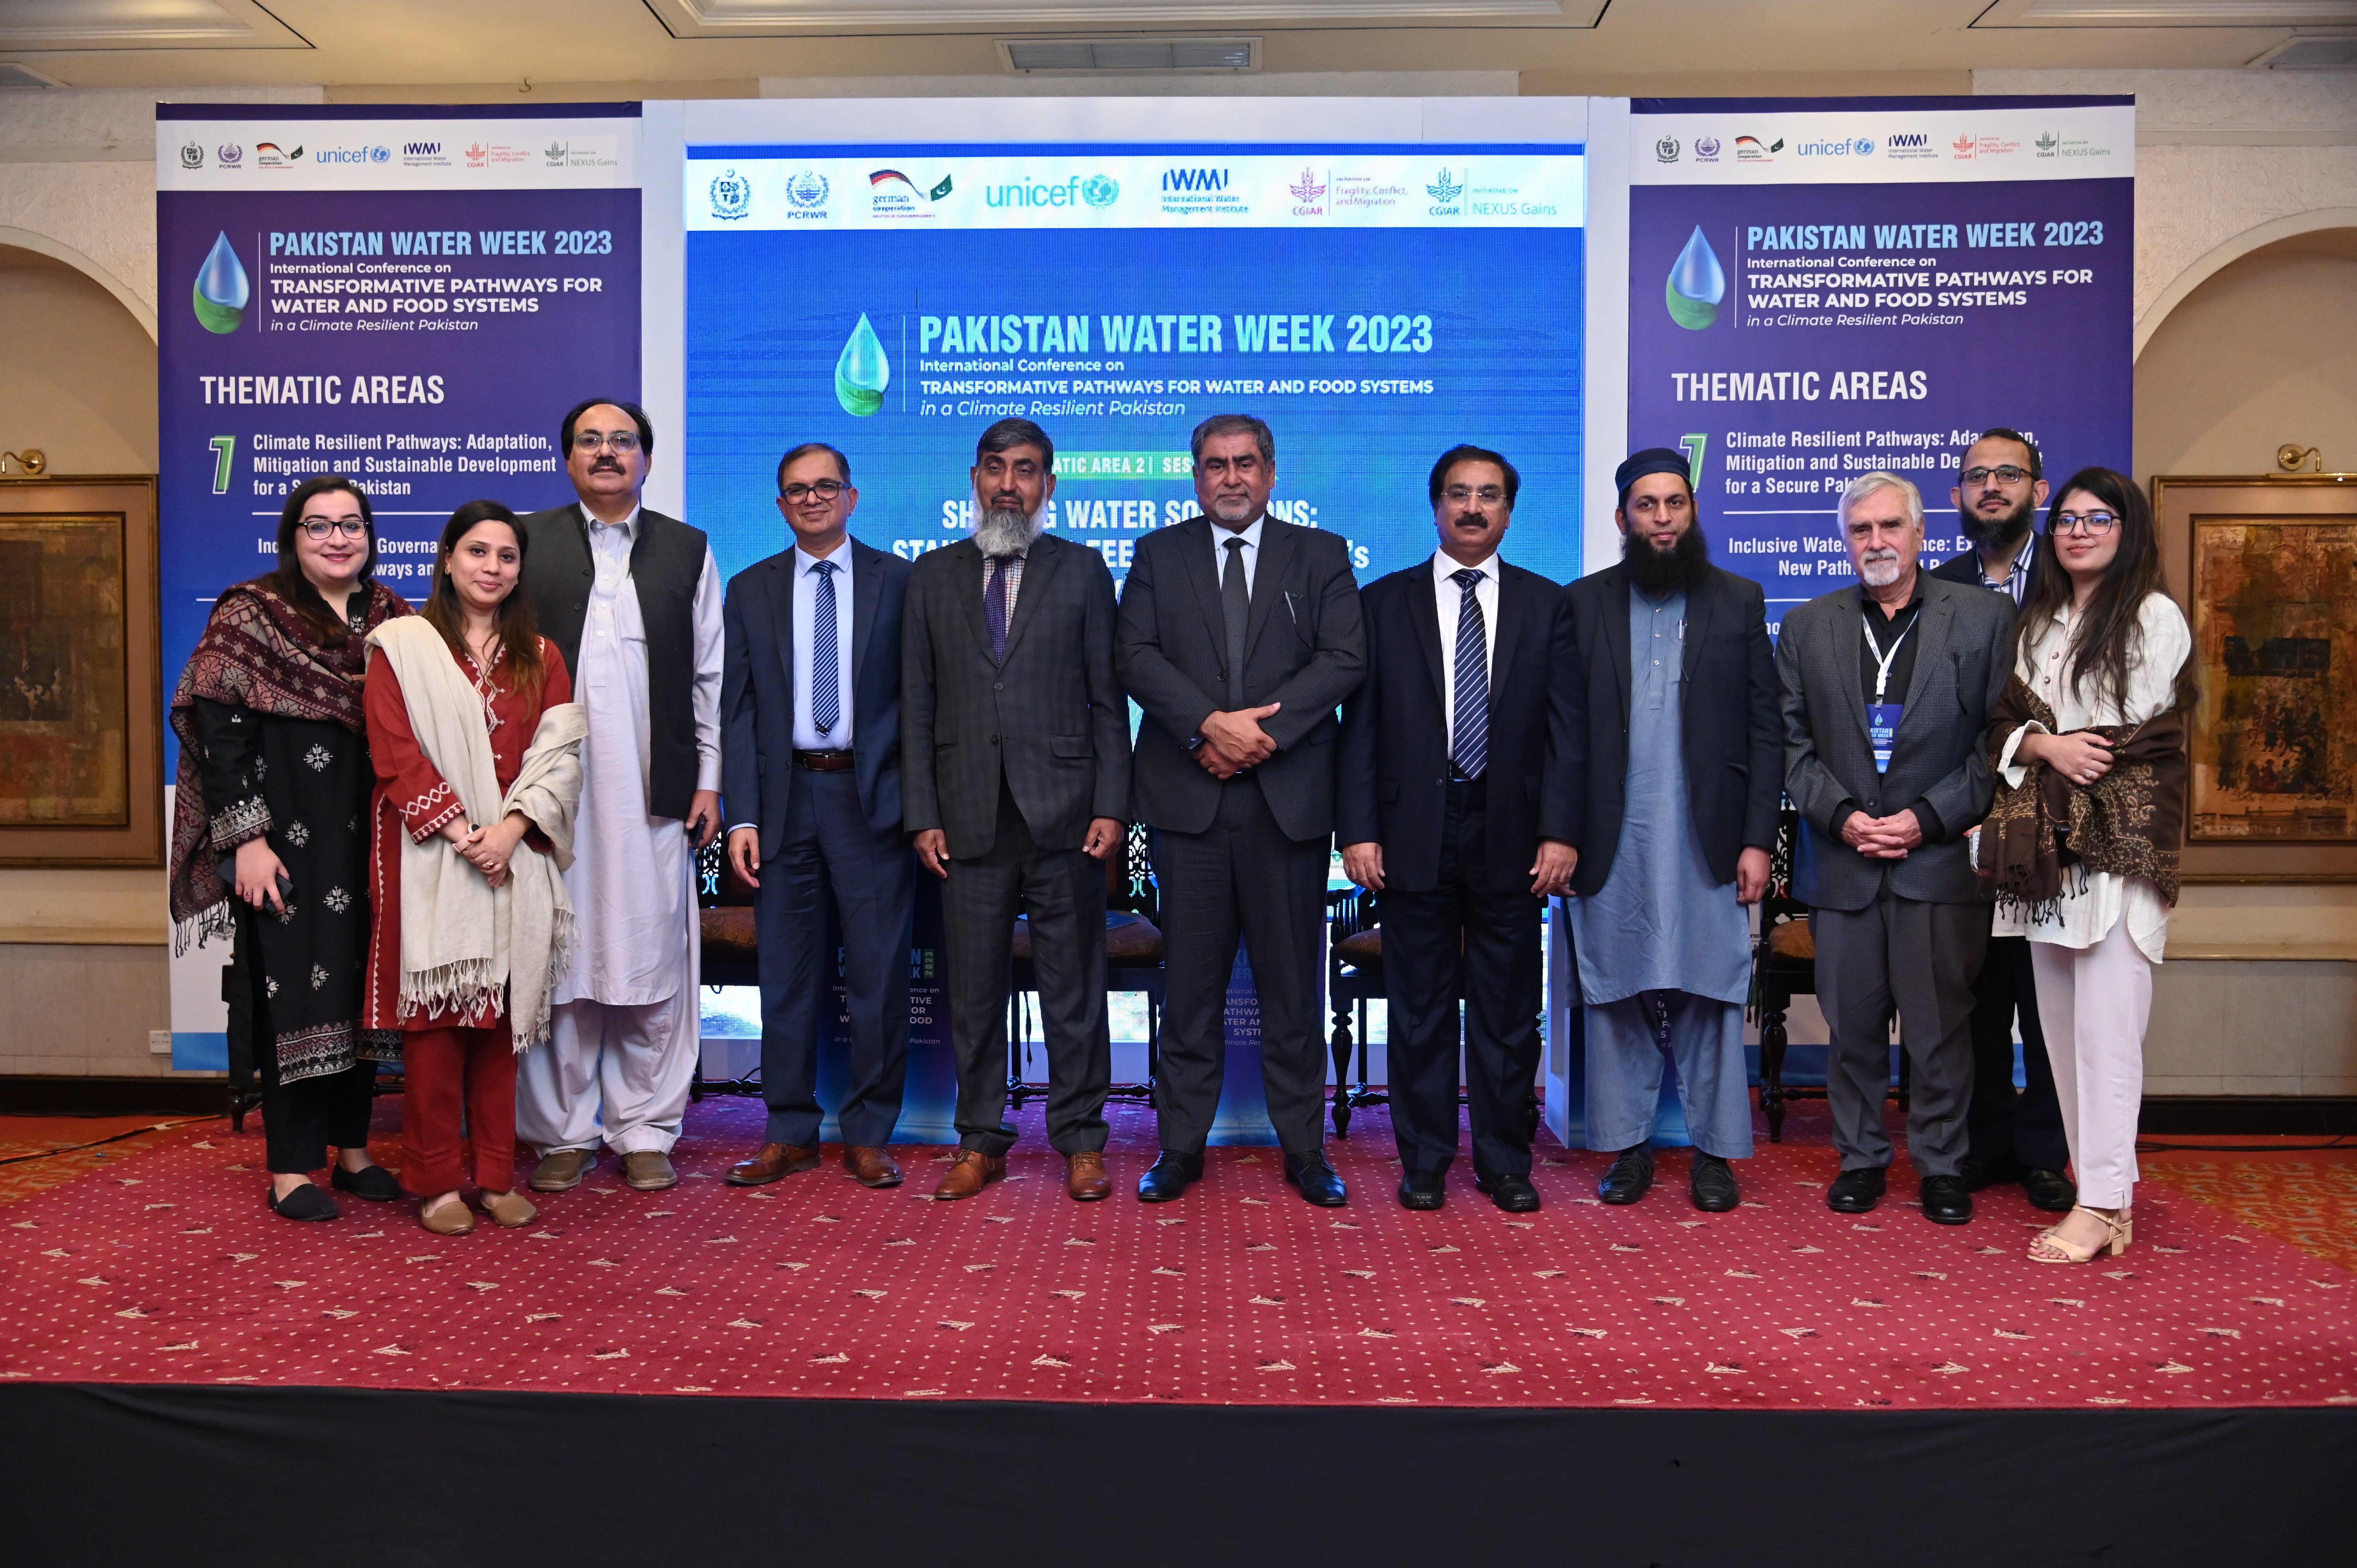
[363,636,573,1031]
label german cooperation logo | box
[709,167,752,221]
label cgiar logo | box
[1288,167,1325,215]
[193,231,250,335]
[1426,167,1463,214]
[709,167,752,221]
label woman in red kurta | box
[365,502,573,1234]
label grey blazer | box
[1776,575,2015,911]
[900,533,1130,860]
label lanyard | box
[1862,613,1913,702]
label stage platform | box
[3,1095,2352,1564]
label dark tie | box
[809,558,840,738]
[1451,567,1489,779]
[1222,535,1249,706]
[985,556,1010,663]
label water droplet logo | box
[834,313,889,417]
[193,231,249,335]
[1665,226,1724,331]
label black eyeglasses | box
[299,517,367,540]
[1442,485,1507,505]
[1961,464,2033,487]
[2053,511,2120,537]
[781,480,847,503]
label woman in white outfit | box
[1979,467,2194,1265]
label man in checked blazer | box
[1117,413,1366,1207]
[1778,469,2014,1227]
[903,418,1131,1203]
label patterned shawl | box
[1975,674,2189,922]
[168,578,410,949]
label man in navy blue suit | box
[720,443,916,1191]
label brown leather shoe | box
[728,1142,820,1186]
[933,1148,1006,1201]
[528,1148,596,1193]
[619,1150,678,1192]
[1065,1150,1112,1201]
[844,1146,904,1188]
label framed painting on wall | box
[0,476,162,867]
[2154,473,2357,882]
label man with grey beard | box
[1777,471,2013,1226]
[902,418,1131,1202]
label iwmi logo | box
[1162,168,1228,192]
[1889,133,1929,150]
[405,142,440,156]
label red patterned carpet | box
[2,1097,2351,1410]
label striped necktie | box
[1450,567,1489,779]
[810,558,840,737]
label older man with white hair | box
[1777,471,2015,1225]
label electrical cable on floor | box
[0,1116,216,1167]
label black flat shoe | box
[331,1164,401,1202]
[1283,1150,1347,1207]
[267,1183,339,1222]
[1397,1169,1446,1211]
[1597,1145,1654,1205]
[1689,1152,1739,1213]
[1919,1173,1974,1225]
[1476,1171,1541,1213]
[1136,1150,1203,1203]
[2023,1168,2078,1213]
[1961,1156,2025,1194]
[1827,1167,1886,1213]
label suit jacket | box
[1336,558,1576,891]
[1930,538,2044,599]
[1776,574,2016,911]
[900,533,1129,859]
[1560,562,1784,898]
[720,537,908,854]
[1116,516,1366,841]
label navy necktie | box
[1451,567,1489,779]
[809,558,840,738]
[985,556,1011,663]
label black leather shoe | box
[2024,1168,2078,1213]
[330,1163,401,1202]
[1827,1167,1887,1213]
[1398,1169,1446,1211]
[1689,1152,1739,1213]
[1136,1150,1204,1203]
[1476,1171,1541,1213]
[1597,1145,1654,1205]
[1283,1150,1348,1207]
[1919,1173,1974,1225]
[1960,1156,2024,1194]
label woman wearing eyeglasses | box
[168,475,413,1221]
[1979,468,2194,1264]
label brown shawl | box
[167,579,410,947]
[1975,674,2188,922]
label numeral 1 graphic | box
[1678,433,1707,487]
[209,436,235,495]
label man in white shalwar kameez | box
[516,400,724,1193]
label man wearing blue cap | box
[1558,449,1783,1210]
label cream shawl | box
[366,617,586,1049]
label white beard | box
[973,503,1044,558]
[1858,548,1903,588]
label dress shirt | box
[1432,550,1500,745]
[981,546,1028,627]
[1836,576,1944,843]
[792,538,856,752]
[1969,531,2036,604]
[1209,513,1265,596]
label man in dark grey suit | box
[903,418,1130,1203]
[1117,414,1366,1206]
[719,442,915,1192]
[1778,470,2013,1225]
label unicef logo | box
[1081,174,1119,209]
[1852,137,1874,156]
[787,170,830,208]
[369,145,391,164]
[709,167,751,221]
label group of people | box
[168,403,2190,1267]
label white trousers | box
[516,992,698,1156]
[2030,916,2152,1209]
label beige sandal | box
[420,1193,477,1236]
[2028,1205,2130,1263]
[478,1190,537,1228]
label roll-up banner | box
[1625,97,2134,628]
[157,104,643,1068]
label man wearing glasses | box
[515,399,725,1195]
[718,445,917,1192]
[1931,429,2075,1216]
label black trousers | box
[1379,778,1544,1179]
[939,782,1111,1157]
[1151,777,1331,1156]
[230,906,373,1176]
[756,766,915,1151]
[1963,931,2069,1174]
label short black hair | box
[1428,444,1520,508]
[976,417,1053,471]
[776,442,851,493]
[1968,426,2041,481]
[1190,413,1275,467]
[560,398,655,459]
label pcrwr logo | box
[1734,136,1781,162]
[217,143,244,168]
[178,141,204,170]
[1288,167,1326,215]
[1426,166,1463,214]
[1654,136,1680,164]
[1694,136,1722,161]
[255,141,303,168]
[787,169,831,209]
[709,167,752,221]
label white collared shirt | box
[1210,513,1266,595]
[792,537,856,752]
[1433,550,1500,742]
